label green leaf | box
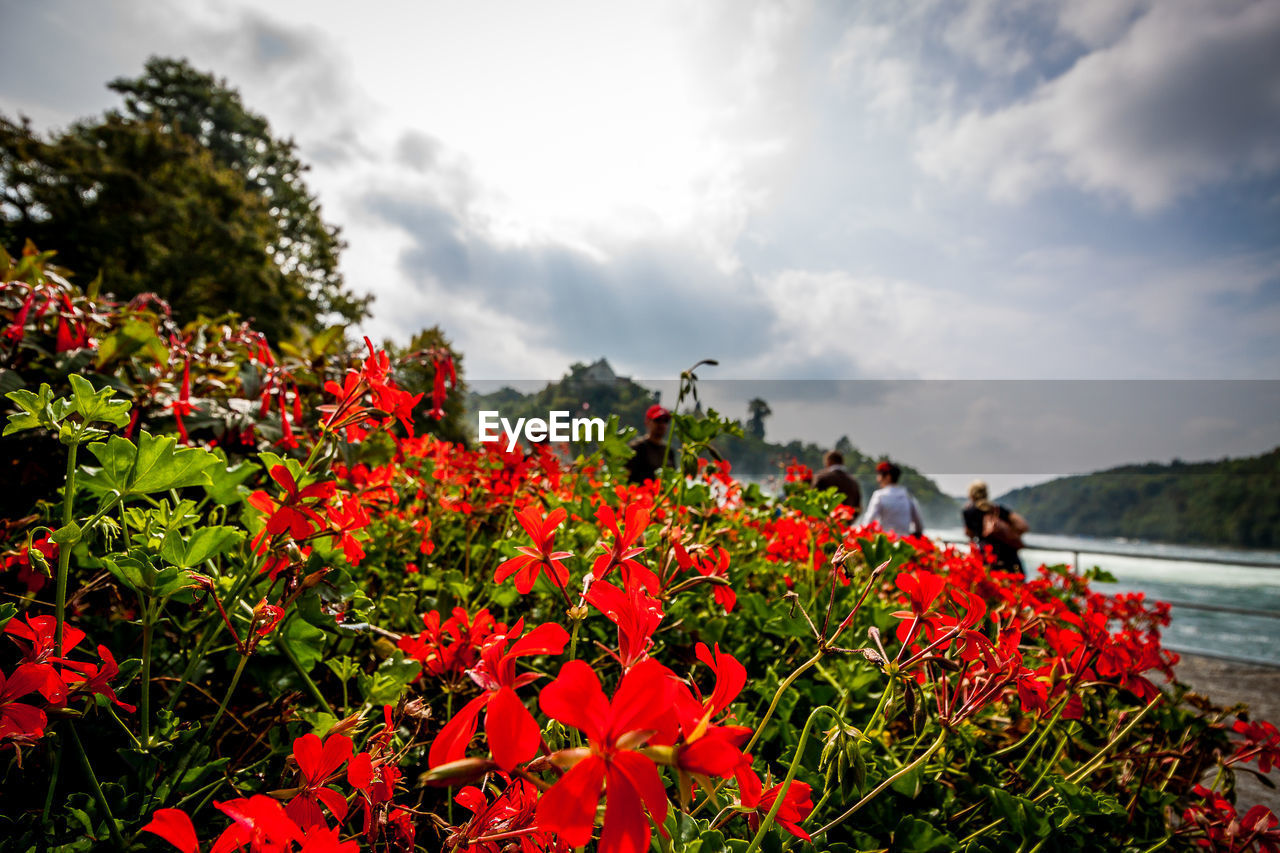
[129,432,220,493]
[94,318,168,367]
[152,566,199,598]
[81,434,138,496]
[83,431,220,496]
[51,521,82,546]
[892,817,957,852]
[67,374,131,428]
[203,456,258,505]
[359,652,422,705]
[103,555,148,593]
[160,526,244,568]
[279,618,327,673]
[980,785,1052,839]
[0,602,16,631]
[4,383,65,435]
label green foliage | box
[0,57,370,342]
[389,325,469,442]
[80,431,221,498]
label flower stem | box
[743,705,840,853]
[1013,693,1069,777]
[54,442,78,658]
[811,727,948,840]
[70,723,126,849]
[139,602,153,748]
[208,653,249,736]
[279,632,335,716]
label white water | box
[930,528,1280,667]
[731,476,1280,665]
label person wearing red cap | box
[859,460,923,537]
[625,404,673,483]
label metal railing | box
[933,535,1280,622]
[934,535,1280,572]
[933,535,1280,667]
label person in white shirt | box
[859,460,923,536]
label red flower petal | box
[536,755,606,848]
[486,686,541,771]
[429,693,489,768]
[141,808,200,853]
[539,661,610,745]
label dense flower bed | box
[2,245,1279,852]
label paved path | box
[1174,652,1280,815]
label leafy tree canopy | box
[0,57,370,342]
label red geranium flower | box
[285,732,354,828]
[248,465,336,551]
[735,759,815,841]
[494,507,573,595]
[590,504,658,592]
[59,644,136,712]
[429,620,569,771]
[536,659,679,853]
[0,664,48,741]
[584,578,664,671]
[693,546,735,613]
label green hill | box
[467,359,958,525]
[998,449,1280,549]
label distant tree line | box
[999,449,1280,549]
[468,365,959,525]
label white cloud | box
[1055,0,1150,48]
[917,0,1280,211]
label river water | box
[930,528,1280,667]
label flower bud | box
[418,757,495,786]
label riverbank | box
[1174,652,1280,815]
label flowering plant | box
[0,248,1274,851]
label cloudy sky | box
[5,0,1279,492]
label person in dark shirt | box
[812,450,861,511]
[625,404,673,484]
[962,479,1029,576]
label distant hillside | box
[467,359,958,526]
[998,449,1280,549]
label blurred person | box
[812,450,861,512]
[625,404,673,484]
[859,460,923,537]
[962,479,1029,576]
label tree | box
[0,57,370,341]
[746,397,771,440]
[392,326,468,444]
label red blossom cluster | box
[397,608,509,690]
[144,712,414,853]
[1226,718,1280,774]
[321,339,423,439]
[1,616,131,747]
[1182,784,1280,852]
[1,276,94,353]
